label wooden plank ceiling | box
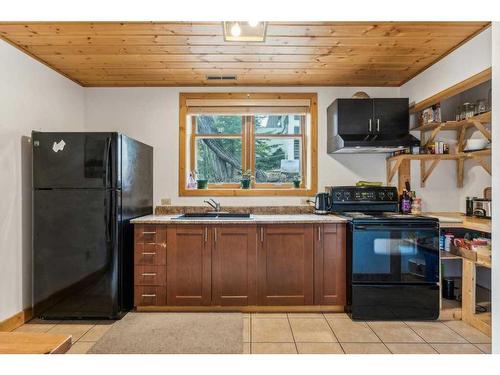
[0,22,490,87]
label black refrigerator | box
[32,132,153,319]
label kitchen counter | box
[424,212,491,233]
[131,213,347,224]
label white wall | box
[84,86,399,207]
[401,27,492,212]
[0,40,85,321]
[491,22,499,354]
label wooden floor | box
[0,332,71,354]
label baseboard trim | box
[136,305,345,313]
[0,308,33,332]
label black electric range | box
[328,186,440,321]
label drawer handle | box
[143,231,156,234]
[141,272,157,276]
[141,294,156,298]
[142,252,156,256]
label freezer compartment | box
[32,131,118,189]
[348,284,440,320]
[33,188,120,319]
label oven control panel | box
[330,186,398,203]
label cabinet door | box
[314,224,346,305]
[373,98,409,134]
[167,225,211,306]
[212,225,257,306]
[258,225,314,305]
[337,99,374,134]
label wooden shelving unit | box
[387,149,491,188]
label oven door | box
[351,221,439,284]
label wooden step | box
[0,332,71,354]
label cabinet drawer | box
[134,285,167,306]
[135,224,167,245]
[134,242,166,265]
[134,266,166,286]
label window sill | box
[179,187,316,197]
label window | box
[179,93,317,196]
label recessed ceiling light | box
[223,21,267,42]
[231,22,241,37]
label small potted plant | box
[292,175,302,188]
[240,169,253,189]
[195,171,208,189]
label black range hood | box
[329,133,420,154]
[327,98,419,154]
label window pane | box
[254,114,302,135]
[196,138,242,183]
[255,138,302,183]
[196,115,242,134]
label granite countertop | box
[131,214,347,224]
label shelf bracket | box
[471,121,491,142]
[457,158,464,188]
[472,156,492,175]
[386,157,403,185]
[424,125,443,148]
[420,159,440,187]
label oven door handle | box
[354,225,438,231]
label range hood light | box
[248,20,260,27]
[231,22,242,37]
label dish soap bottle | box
[187,171,197,189]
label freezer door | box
[33,189,119,319]
[32,131,118,189]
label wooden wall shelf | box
[411,111,491,132]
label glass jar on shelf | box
[476,99,487,114]
[463,102,475,119]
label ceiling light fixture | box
[223,21,267,42]
[230,22,242,37]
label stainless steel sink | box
[172,212,252,220]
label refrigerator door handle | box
[103,137,112,188]
[105,190,112,243]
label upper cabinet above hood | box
[327,98,420,154]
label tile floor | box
[14,313,491,354]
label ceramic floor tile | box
[243,318,250,342]
[14,322,59,333]
[326,318,380,343]
[251,343,297,354]
[79,323,113,342]
[474,343,492,354]
[323,313,350,320]
[442,320,491,344]
[251,318,294,343]
[405,321,467,343]
[431,343,483,354]
[289,318,337,343]
[287,313,325,319]
[66,342,95,354]
[251,313,288,319]
[296,343,344,354]
[385,343,437,354]
[341,343,390,354]
[47,323,95,342]
[243,343,251,354]
[367,321,424,343]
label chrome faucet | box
[204,198,221,212]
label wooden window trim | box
[179,92,318,197]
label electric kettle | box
[314,193,331,215]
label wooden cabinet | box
[373,98,409,135]
[212,225,257,305]
[166,225,212,306]
[314,224,346,305]
[328,98,409,138]
[133,225,167,306]
[134,222,346,309]
[257,224,314,305]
